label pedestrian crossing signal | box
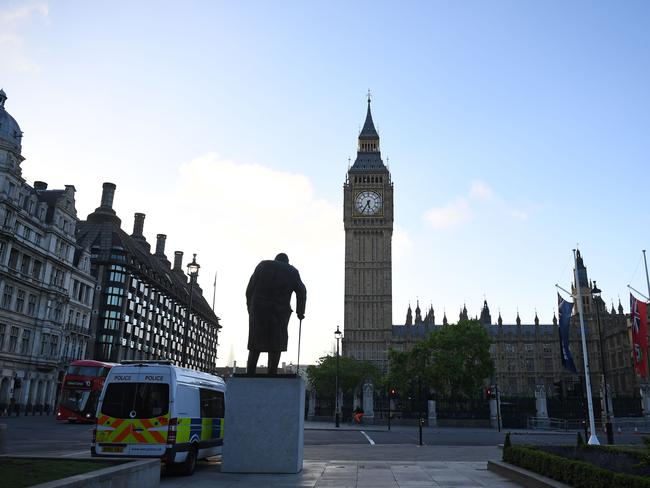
[389,388,397,398]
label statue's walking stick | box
[297,318,302,374]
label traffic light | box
[553,381,563,399]
[485,387,492,399]
[389,387,397,398]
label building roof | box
[358,100,379,140]
[77,201,219,325]
[0,89,23,155]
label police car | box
[91,360,225,475]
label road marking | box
[60,450,89,457]
[360,430,375,445]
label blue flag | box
[558,293,578,373]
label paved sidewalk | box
[161,459,519,487]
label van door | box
[95,369,171,457]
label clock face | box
[355,191,382,215]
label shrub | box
[503,446,650,488]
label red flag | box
[630,294,648,378]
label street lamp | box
[182,254,200,368]
[335,325,342,428]
[592,281,614,444]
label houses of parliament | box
[342,99,642,400]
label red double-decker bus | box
[57,360,116,423]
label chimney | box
[100,182,116,208]
[132,213,145,237]
[173,251,184,272]
[155,234,167,257]
[34,181,48,190]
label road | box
[1,415,646,458]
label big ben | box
[343,97,393,371]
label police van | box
[91,361,225,475]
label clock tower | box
[342,98,394,371]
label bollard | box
[419,418,424,446]
[0,424,6,454]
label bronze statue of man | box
[246,253,306,375]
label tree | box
[388,319,495,399]
[307,355,381,402]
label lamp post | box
[335,325,342,428]
[592,281,614,444]
[182,254,200,368]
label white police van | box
[91,360,225,475]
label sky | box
[1,1,650,367]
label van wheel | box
[179,445,198,476]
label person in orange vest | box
[353,407,364,424]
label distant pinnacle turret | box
[415,300,423,325]
[618,299,624,315]
[552,312,558,326]
[443,310,448,326]
[479,299,492,325]
[405,303,413,326]
[534,310,539,326]
[497,309,503,326]
[427,304,435,325]
[459,303,469,322]
[516,309,521,326]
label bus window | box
[101,383,169,419]
[60,389,91,413]
[68,366,100,377]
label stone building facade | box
[394,251,640,400]
[76,184,221,371]
[0,90,96,414]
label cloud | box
[157,153,344,366]
[469,180,494,201]
[423,198,472,229]
[0,2,49,74]
[423,180,527,229]
[0,3,48,24]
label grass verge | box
[0,458,117,487]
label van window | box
[101,383,169,419]
[199,388,224,418]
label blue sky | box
[2,1,649,365]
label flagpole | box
[573,249,600,445]
[628,284,650,302]
[643,249,650,300]
[642,249,650,381]
[212,271,217,311]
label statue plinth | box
[222,375,304,473]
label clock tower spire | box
[342,96,394,372]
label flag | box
[558,293,578,373]
[630,293,649,378]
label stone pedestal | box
[489,396,501,430]
[535,385,548,418]
[353,387,361,411]
[534,385,549,429]
[641,384,650,419]
[307,389,316,420]
[362,382,374,423]
[427,400,437,427]
[222,375,304,473]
